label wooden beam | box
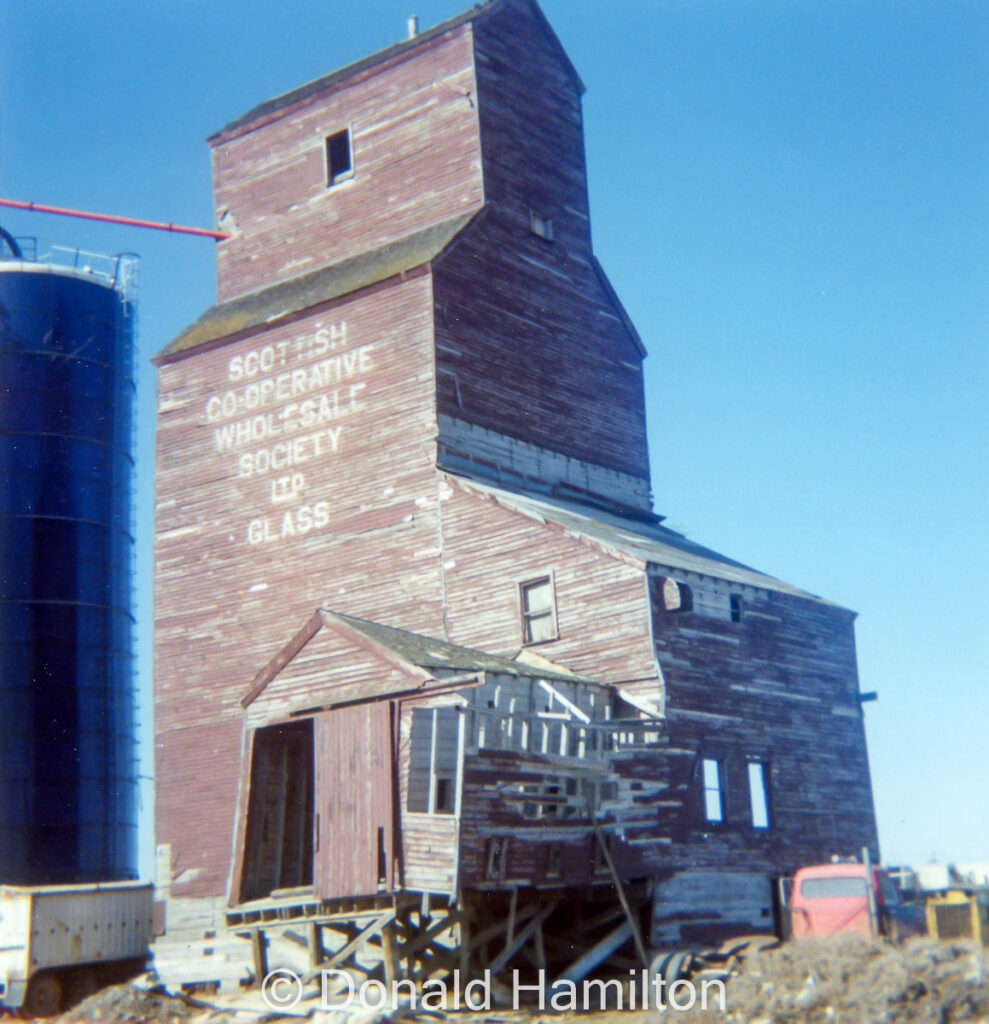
[533,918,547,971]
[305,910,395,980]
[589,811,650,970]
[306,921,324,971]
[250,929,268,986]
[488,903,558,975]
[381,921,399,988]
[505,887,518,950]
[402,908,465,961]
[555,919,633,984]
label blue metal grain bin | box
[0,248,139,883]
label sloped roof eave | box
[154,211,479,364]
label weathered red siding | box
[315,703,394,898]
[152,0,879,947]
[154,275,447,898]
[432,1,650,484]
[211,26,483,301]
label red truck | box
[788,862,925,942]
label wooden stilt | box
[589,811,650,970]
[250,929,268,986]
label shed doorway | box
[240,719,314,902]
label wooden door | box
[313,702,394,899]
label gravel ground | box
[12,935,987,1024]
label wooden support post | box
[556,920,632,984]
[307,922,324,972]
[303,911,396,982]
[533,917,547,971]
[588,809,650,970]
[488,903,558,975]
[505,887,518,950]
[251,929,269,986]
[458,898,471,979]
[381,921,400,987]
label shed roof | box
[154,212,475,362]
[450,475,845,607]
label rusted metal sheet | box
[314,703,394,899]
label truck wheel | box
[24,971,62,1017]
[66,966,99,1007]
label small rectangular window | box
[546,844,562,878]
[520,576,557,644]
[747,761,771,829]
[702,757,725,824]
[730,594,744,623]
[435,777,454,813]
[529,210,553,240]
[325,129,353,186]
[485,838,508,880]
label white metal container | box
[0,881,152,1013]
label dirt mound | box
[50,979,199,1024]
[683,934,989,1023]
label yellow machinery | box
[925,890,989,946]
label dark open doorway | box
[240,719,314,902]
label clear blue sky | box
[2,0,986,875]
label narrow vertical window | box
[747,761,771,829]
[407,707,458,814]
[520,576,557,644]
[701,757,725,824]
[485,838,508,880]
[729,594,744,623]
[325,129,353,186]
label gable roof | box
[211,0,582,144]
[447,474,846,607]
[211,5,492,143]
[154,212,475,363]
[242,607,601,711]
[327,611,596,684]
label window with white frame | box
[520,576,557,644]
[747,760,771,829]
[701,757,726,824]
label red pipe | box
[0,197,231,240]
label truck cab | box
[789,862,924,941]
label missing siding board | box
[520,575,557,644]
[325,128,353,186]
[656,576,693,613]
[407,706,459,814]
